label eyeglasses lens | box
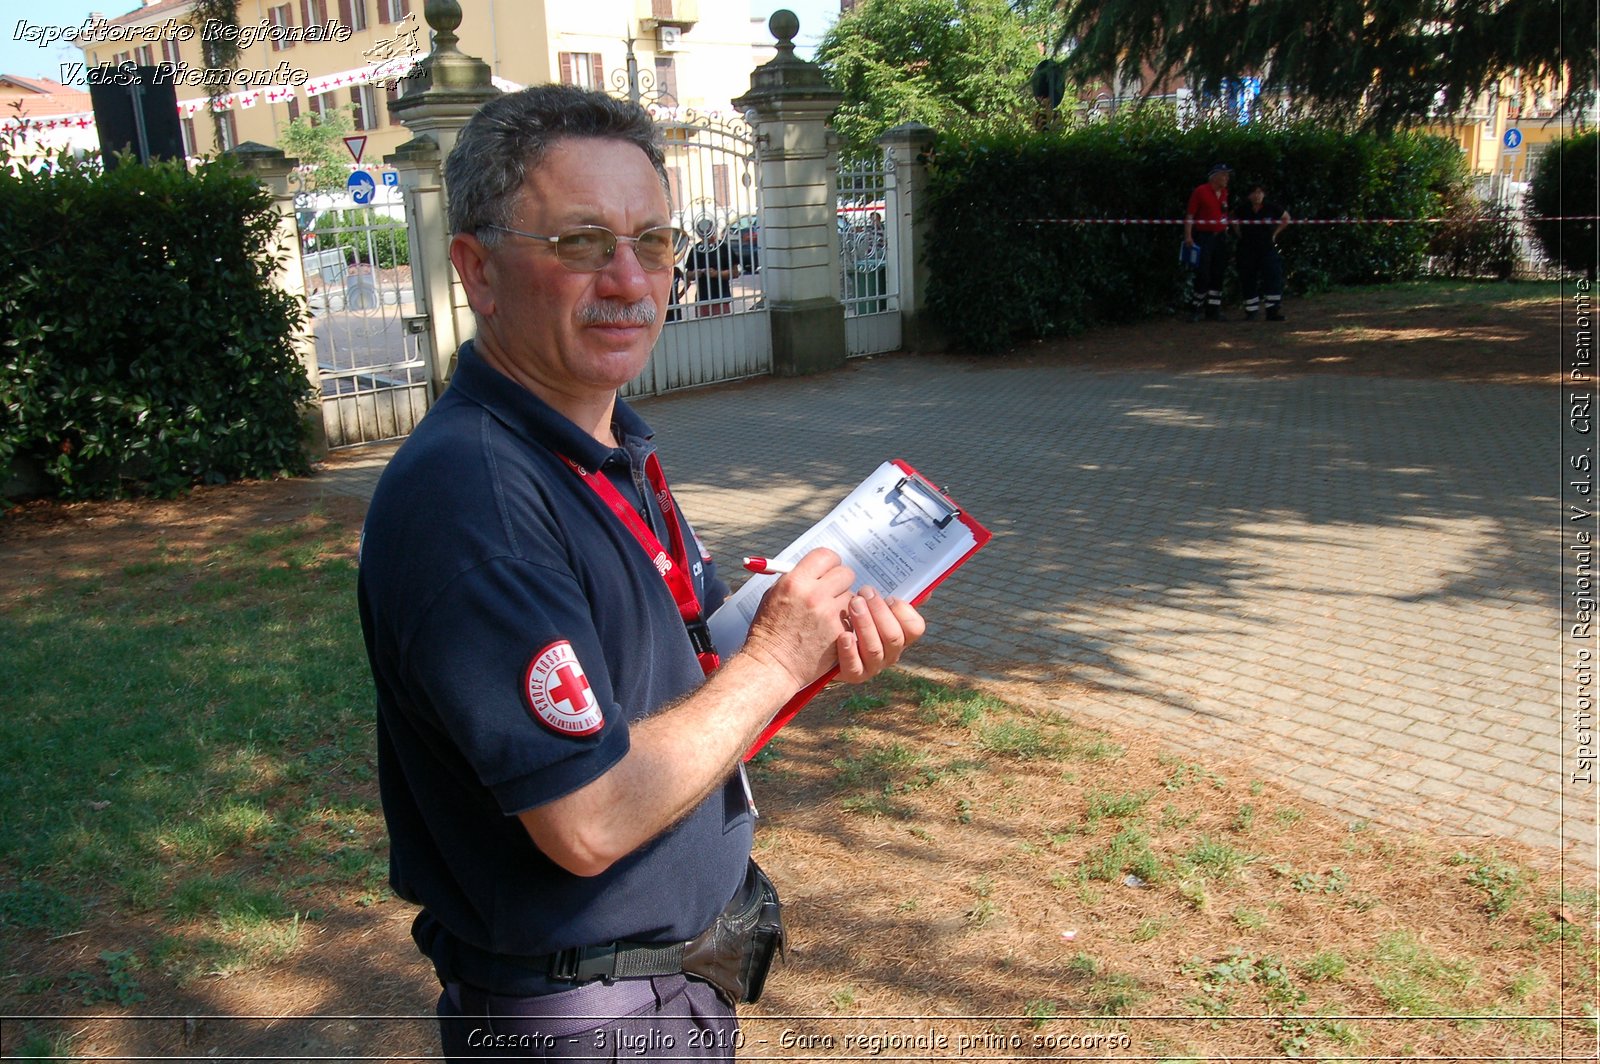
[553,227,686,272]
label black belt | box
[547,940,688,983]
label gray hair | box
[444,84,667,245]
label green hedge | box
[2,155,313,499]
[310,208,411,270]
[1529,131,1599,280]
[924,114,1467,351]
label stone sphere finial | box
[426,0,463,41]
[769,9,799,55]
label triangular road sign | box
[343,135,368,164]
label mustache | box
[577,298,658,327]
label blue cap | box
[1208,162,1233,176]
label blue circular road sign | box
[1503,128,1523,150]
[348,171,377,204]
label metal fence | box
[298,195,432,448]
[838,151,901,356]
[622,107,772,400]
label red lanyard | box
[559,451,720,676]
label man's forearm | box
[518,651,799,877]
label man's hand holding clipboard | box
[707,460,993,760]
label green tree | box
[1054,0,1597,134]
[191,0,241,151]
[1528,132,1598,279]
[815,0,1055,155]
[278,108,356,194]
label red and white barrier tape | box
[1024,215,1600,225]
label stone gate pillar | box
[733,11,846,377]
[227,140,327,457]
[876,122,942,352]
[385,0,499,388]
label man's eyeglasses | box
[482,224,689,273]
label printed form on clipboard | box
[708,459,992,760]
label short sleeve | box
[402,556,631,816]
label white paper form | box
[708,460,979,656]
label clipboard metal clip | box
[892,474,961,530]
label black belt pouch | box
[680,859,785,1005]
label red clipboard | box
[739,459,992,761]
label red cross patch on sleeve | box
[522,641,605,737]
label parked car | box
[727,213,761,272]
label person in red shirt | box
[1183,163,1232,321]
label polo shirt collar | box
[447,340,655,467]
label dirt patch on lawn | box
[2,284,1591,1061]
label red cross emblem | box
[522,641,604,737]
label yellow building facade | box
[1420,74,1589,184]
[76,0,762,164]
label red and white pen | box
[741,556,792,575]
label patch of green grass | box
[1159,803,1198,830]
[1185,951,1306,1009]
[1274,864,1351,895]
[975,718,1060,760]
[0,881,83,932]
[1183,837,1255,880]
[1232,908,1267,932]
[1371,932,1478,1015]
[840,692,889,714]
[1085,789,1154,822]
[1079,826,1162,884]
[10,1030,78,1061]
[1299,950,1348,982]
[1132,917,1169,942]
[896,675,1004,728]
[0,519,375,958]
[1159,755,1227,791]
[67,949,145,1007]
[831,741,953,819]
[1449,850,1531,919]
[1022,998,1057,1027]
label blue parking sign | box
[382,170,400,188]
[348,171,376,204]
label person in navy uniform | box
[1232,183,1291,321]
[1183,162,1232,321]
[686,217,739,317]
[357,85,924,1061]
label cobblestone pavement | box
[319,353,1593,867]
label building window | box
[269,5,294,50]
[308,91,339,122]
[287,95,301,121]
[301,0,329,30]
[559,52,604,91]
[712,163,730,209]
[341,0,368,32]
[112,50,133,66]
[181,116,196,157]
[653,57,678,104]
[135,44,154,66]
[218,111,238,151]
[351,84,378,130]
[378,0,409,23]
[161,36,181,66]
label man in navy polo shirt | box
[357,85,925,1060]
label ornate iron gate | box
[622,107,772,399]
[838,149,901,357]
[296,186,434,448]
